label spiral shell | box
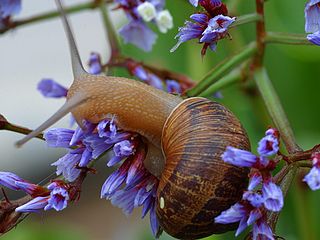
[156,97,250,239]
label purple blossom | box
[200,15,236,51]
[166,80,181,94]
[97,119,117,139]
[305,0,320,33]
[189,0,199,7]
[170,19,206,52]
[148,74,164,90]
[88,52,102,74]
[262,181,283,212]
[15,197,49,213]
[0,172,24,191]
[0,0,21,23]
[248,174,262,191]
[132,65,149,81]
[214,203,246,224]
[253,221,274,240]
[257,134,279,157]
[44,186,69,211]
[108,140,134,167]
[303,152,320,190]
[44,128,74,148]
[303,166,320,190]
[307,31,320,45]
[37,79,68,98]
[221,146,258,167]
[51,153,81,182]
[119,20,157,52]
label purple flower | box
[148,74,164,90]
[243,192,264,208]
[307,31,320,45]
[132,65,149,81]
[262,182,283,212]
[0,0,21,21]
[248,174,262,191]
[15,196,49,213]
[166,80,181,94]
[119,20,157,52]
[97,119,117,139]
[221,146,258,167]
[200,15,236,51]
[253,221,274,240]
[37,79,68,98]
[0,172,24,191]
[44,186,69,211]
[170,18,206,52]
[214,203,246,224]
[44,128,74,148]
[108,140,134,167]
[257,134,279,157]
[303,166,320,190]
[51,153,81,182]
[305,0,320,33]
[189,0,199,7]
[88,52,102,74]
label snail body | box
[17,1,250,239]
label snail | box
[16,0,251,239]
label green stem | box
[99,2,120,59]
[1,122,44,141]
[187,42,257,97]
[230,13,263,28]
[265,32,313,45]
[254,67,301,153]
[198,68,243,97]
[0,1,99,34]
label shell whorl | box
[156,97,250,239]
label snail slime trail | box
[16,1,251,239]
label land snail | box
[16,0,251,239]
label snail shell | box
[157,97,250,239]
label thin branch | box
[254,68,301,154]
[265,32,313,45]
[187,42,257,97]
[0,115,44,140]
[0,1,101,35]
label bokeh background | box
[1,0,320,239]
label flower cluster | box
[0,0,21,28]
[305,0,320,45]
[114,0,173,51]
[215,129,283,240]
[0,172,70,213]
[44,117,159,236]
[171,0,235,56]
[126,59,182,94]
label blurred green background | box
[1,0,320,239]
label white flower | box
[137,2,157,22]
[156,10,173,33]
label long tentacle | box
[55,0,87,78]
[16,93,87,147]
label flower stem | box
[0,1,100,34]
[230,13,263,28]
[254,67,301,154]
[198,67,244,97]
[265,32,313,45]
[187,42,257,97]
[0,115,44,141]
[99,2,120,59]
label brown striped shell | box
[156,97,250,239]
